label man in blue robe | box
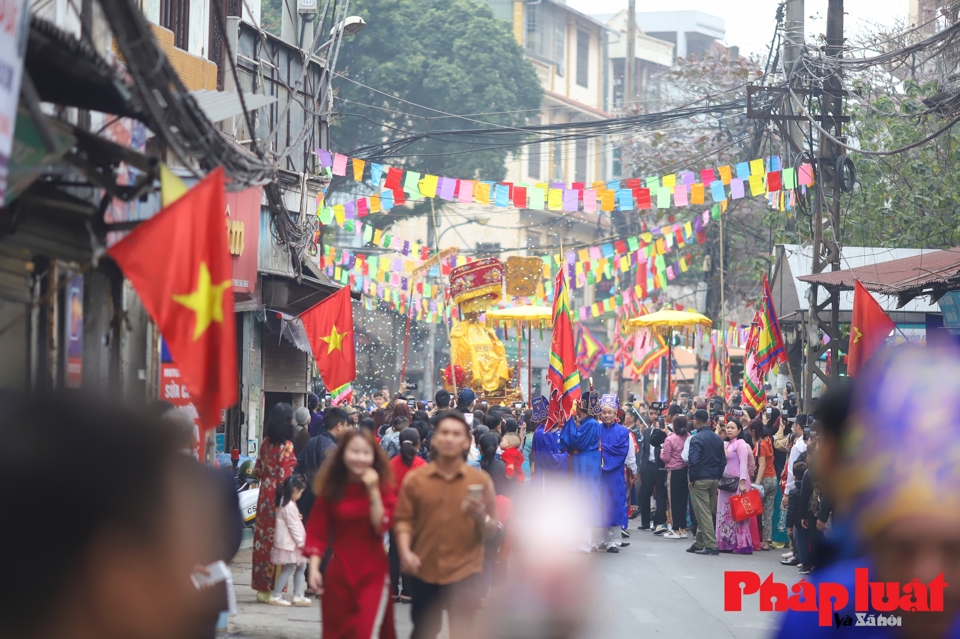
[529,396,569,495]
[598,394,631,553]
[560,390,603,551]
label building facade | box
[2,0,338,457]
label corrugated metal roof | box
[190,89,277,123]
[797,247,960,303]
[776,244,943,315]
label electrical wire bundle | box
[347,94,768,163]
[96,0,357,276]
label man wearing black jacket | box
[686,410,725,555]
[295,407,351,519]
[636,422,659,531]
[649,405,679,534]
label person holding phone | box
[395,411,498,639]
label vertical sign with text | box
[0,0,28,200]
[160,339,201,457]
[64,274,83,388]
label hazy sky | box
[566,0,910,58]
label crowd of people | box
[243,379,834,636]
[12,344,960,639]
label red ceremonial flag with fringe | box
[546,269,581,431]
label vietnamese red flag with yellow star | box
[847,279,896,377]
[107,168,236,429]
[300,286,356,390]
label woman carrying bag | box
[716,421,754,554]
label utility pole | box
[783,0,804,153]
[746,0,846,411]
[801,0,845,412]
[625,0,636,110]
[425,208,437,396]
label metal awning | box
[797,247,960,307]
[189,89,277,124]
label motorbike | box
[235,459,259,528]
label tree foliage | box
[839,80,960,248]
[619,49,771,318]
[330,0,543,183]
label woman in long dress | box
[252,404,298,601]
[305,430,398,639]
[717,421,753,554]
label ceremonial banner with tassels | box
[576,324,606,380]
[633,328,669,377]
[546,270,581,431]
[755,273,787,376]
[743,350,766,411]
[706,344,723,399]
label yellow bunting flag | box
[352,158,365,181]
[160,164,189,207]
[548,188,563,211]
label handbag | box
[718,474,740,492]
[729,488,765,522]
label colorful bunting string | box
[317,148,815,216]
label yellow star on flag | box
[320,324,348,353]
[172,262,231,340]
[852,326,863,344]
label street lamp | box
[315,16,367,53]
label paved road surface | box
[228,527,798,639]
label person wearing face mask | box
[305,431,398,638]
[387,428,426,604]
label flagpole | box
[401,280,413,382]
[515,324,522,398]
[527,325,533,403]
[719,203,727,404]
[431,198,457,399]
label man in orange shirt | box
[395,411,500,639]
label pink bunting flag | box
[583,189,597,212]
[458,180,474,203]
[673,185,688,206]
[332,153,348,177]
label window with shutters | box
[528,142,542,180]
[160,0,190,49]
[576,29,589,87]
[552,140,563,181]
[575,138,587,183]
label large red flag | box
[848,280,896,377]
[300,286,356,390]
[108,168,236,429]
[546,269,581,431]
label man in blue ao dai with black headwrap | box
[598,394,632,553]
[529,396,569,495]
[560,389,603,551]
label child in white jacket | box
[269,475,309,606]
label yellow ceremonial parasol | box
[627,307,712,405]
[484,305,553,402]
[484,305,553,331]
